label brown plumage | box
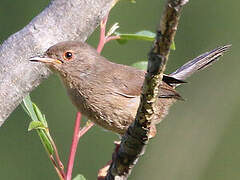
[30,41,230,135]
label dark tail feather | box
[169,45,231,81]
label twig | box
[47,133,66,178]
[78,122,95,139]
[104,0,189,179]
[97,12,109,53]
[97,12,120,53]
[50,155,65,180]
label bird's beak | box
[29,56,63,64]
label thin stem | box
[50,155,65,180]
[66,112,82,180]
[47,133,65,178]
[37,129,65,179]
[97,12,109,53]
[105,35,120,43]
[78,122,94,139]
[97,40,105,54]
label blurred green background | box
[0,0,239,179]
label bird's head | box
[30,41,99,74]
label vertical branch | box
[104,0,189,179]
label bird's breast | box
[60,74,140,134]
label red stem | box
[97,12,109,53]
[66,112,82,180]
[105,35,120,43]
[65,11,118,180]
[78,122,95,139]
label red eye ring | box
[63,51,73,60]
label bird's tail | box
[169,45,231,81]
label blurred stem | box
[47,132,65,178]
[37,129,64,179]
[50,155,65,180]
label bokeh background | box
[0,0,239,179]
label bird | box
[30,41,230,136]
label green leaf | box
[21,103,31,117]
[22,94,54,155]
[136,30,155,39]
[129,0,136,3]
[115,30,176,50]
[28,122,54,155]
[21,94,38,121]
[38,130,54,155]
[123,0,136,3]
[131,61,148,70]
[73,174,87,180]
[170,40,176,50]
[28,121,46,131]
[32,103,48,127]
[115,30,155,42]
[116,38,128,45]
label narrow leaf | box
[115,30,176,50]
[28,121,46,131]
[115,30,155,42]
[21,103,31,117]
[32,103,48,127]
[38,130,54,155]
[170,41,176,50]
[21,95,54,155]
[116,38,128,45]
[22,94,38,121]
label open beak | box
[29,56,63,64]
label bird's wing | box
[111,65,144,97]
[110,63,182,100]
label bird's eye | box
[63,51,73,60]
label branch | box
[105,0,189,179]
[0,0,118,126]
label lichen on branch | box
[104,0,189,179]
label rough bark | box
[104,0,189,179]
